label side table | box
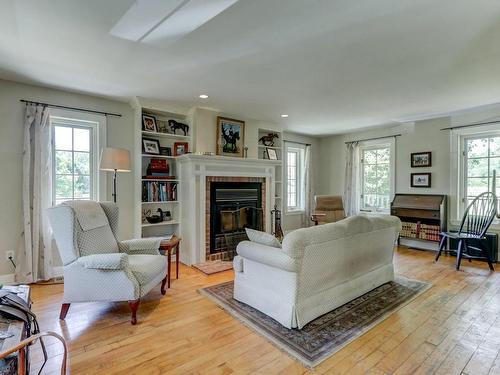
[159,236,181,288]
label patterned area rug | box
[192,261,233,275]
[199,276,430,367]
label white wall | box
[0,79,135,277]
[317,112,500,251]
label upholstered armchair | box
[46,201,167,325]
[310,195,346,225]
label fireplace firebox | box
[209,181,263,260]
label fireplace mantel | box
[178,154,280,265]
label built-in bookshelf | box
[257,128,284,216]
[133,100,192,238]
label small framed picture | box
[411,151,432,168]
[142,114,157,132]
[174,142,189,156]
[266,148,278,160]
[157,119,169,133]
[142,138,160,155]
[411,173,431,188]
[159,147,172,156]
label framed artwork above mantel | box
[216,116,245,157]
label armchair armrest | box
[236,241,299,272]
[77,253,128,270]
[310,213,326,225]
[119,238,161,255]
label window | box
[50,111,105,205]
[286,144,305,212]
[462,133,500,209]
[359,143,393,213]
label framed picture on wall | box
[216,116,245,157]
[411,173,431,188]
[411,151,432,167]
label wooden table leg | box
[176,244,179,279]
[167,249,171,288]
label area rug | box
[192,261,233,275]
[199,276,430,368]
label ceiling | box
[1,0,500,135]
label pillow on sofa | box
[245,228,282,248]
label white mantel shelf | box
[178,153,281,265]
[177,154,282,165]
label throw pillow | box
[245,228,282,248]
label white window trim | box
[357,138,395,214]
[450,123,500,228]
[49,109,107,204]
[285,143,306,214]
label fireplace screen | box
[210,182,263,260]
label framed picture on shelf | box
[411,173,431,188]
[160,146,172,156]
[411,151,432,167]
[142,138,160,155]
[266,148,278,160]
[142,114,157,132]
[216,116,245,157]
[174,142,188,156]
[157,119,169,133]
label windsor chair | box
[435,192,497,270]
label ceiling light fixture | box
[199,94,209,99]
[281,114,289,118]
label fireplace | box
[206,177,266,261]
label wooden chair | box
[0,331,68,374]
[435,192,497,270]
[310,195,346,225]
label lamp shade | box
[99,148,131,172]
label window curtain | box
[344,142,359,216]
[16,104,54,283]
[302,144,314,227]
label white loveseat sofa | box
[233,214,402,329]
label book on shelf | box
[142,181,178,202]
[143,175,177,180]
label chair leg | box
[484,248,495,271]
[161,276,167,295]
[435,236,446,262]
[128,299,140,325]
[59,303,71,320]
[456,240,463,271]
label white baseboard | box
[0,266,63,285]
[0,274,15,284]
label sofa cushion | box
[128,255,166,286]
[245,228,281,248]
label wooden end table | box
[159,236,181,288]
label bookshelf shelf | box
[141,154,177,159]
[141,221,180,228]
[141,131,190,140]
[141,201,179,204]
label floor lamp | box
[99,148,131,203]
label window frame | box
[285,143,306,213]
[358,139,395,214]
[453,124,500,224]
[49,109,106,206]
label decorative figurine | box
[258,133,279,147]
[168,119,189,136]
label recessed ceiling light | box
[281,114,289,118]
[199,94,209,99]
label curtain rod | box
[20,99,122,118]
[440,119,500,131]
[345,134,401,144]
[283,140,312,146]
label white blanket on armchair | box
[233,214,402,329]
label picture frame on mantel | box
[411,173,431,188]
[216,116,245,157]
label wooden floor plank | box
[26,247,500,374]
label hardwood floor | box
[28,247,500,374]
